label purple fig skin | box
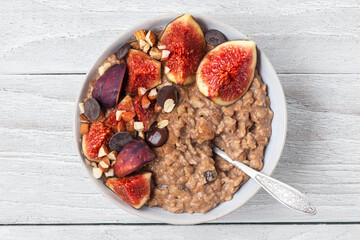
[92,63,126,108]
[114,138,156,178]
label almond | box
[155,102,162,113]
[157,44,166,50]
[134,29,146,41]
[142,95,151,109]
[130,41,140,50]
[99,157,110,172]
[107,151,118,161]
[98,145,109,158]
[91,161,98,168]
[139,39,147,49]
[134,122,144,132]
[142,43,150,53]
[138,87,147,96]
[149,47,162,60]
[157,120,169,129]
[111,160,116,167]
[161,50,171,61]
[80,123,89,135]
[148,88,157,100]
[164,66,170,74]
[79,113,89,123]
[122,112,136,122]
[116,110,124,121]
[145,30,157,47]
[104,168,114,178]
[79,103,85,114]
[93,167,103,179]
[163,98,175,113]
[138,131,145,139]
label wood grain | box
[0,0,359,74]
[1,74,359,224]
[1,224,360,240]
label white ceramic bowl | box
[74,14,287,225]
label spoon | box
[213,147,317,215]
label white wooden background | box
[1,0,360,239]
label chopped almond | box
[78,103,85,114]
[157,44,166,50]
[130,41,140,50]
[142,95,151,109]
[93,167,103,179]
[138,87,147,96]
[148,88,157,100]
[116,110,124,121]
[145,30,157,47]
[161,50,171,61]
[142,43,150,53]
[134,122,144,132]
[155,102,162,113]
[138,131,145,139]
[149,47,162,60]
[107,151,118,161]
[99,157,110,172]
[98,145,109,158]
[164,66,170,74]
[104,168,114,178]
[134,29,146,41]
[139,39,147,49]
[122,112,136,122]
[79,114,89,123]
[80,123,89,135]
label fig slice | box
[159,14,206,85]
[113,138,156,177]
[125,49,161,95]
[92,63,126,108]
[106,172,152,209]
[196,40,257,105]
[82,121,112,162]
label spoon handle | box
[213,147,316,215]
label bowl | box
[74,14,287,225]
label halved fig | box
[113,138,156,177]
[125,49,161,95]
[92,63,126,108]
[196,40,257,105]
[82,121,112,162]
[133,95,156,132]
[106,172,152,209]
[159,14,206,85]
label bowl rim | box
[73,13,287,225]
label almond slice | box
[134,122,144,132]
[161,50,171,61]
[98,145,109,158]
[104,168,114,178]
[145,30,157,47]
[157,120,169,129]
[163,99,175,113]
[93,167,103,179]
[80,123,89,135]
[107,151,118,161]
[79,103,85,114]
[148,88,157,100]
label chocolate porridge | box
[146,72,273,213]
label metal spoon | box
[213,147,317,215]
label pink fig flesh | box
[92,63,126,108]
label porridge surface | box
[146,71,273,213]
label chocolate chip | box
[146,122,169,147]
[116,44,131,60]
[157,86,178,109]
[204,170,217,182]
[205,29,226,46]
[109,132,133,151]
[84,98,101,121]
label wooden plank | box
[1,224,360,240]
[0,74,360,224]
[0,1,359,74]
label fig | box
[159,14,206,85]
[82,121,112,162]
[92,63,126,108]
[196,40,257,105]
[133,95,156,132]
[125,49,161,95]
[113,138,156,177]
[106,172,152,209]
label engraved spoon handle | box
[213,147,317,215]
